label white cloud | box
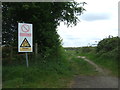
[80,12,111,21]
[57,0,119,47]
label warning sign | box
[18,23,33,52]
[20,38,31,47]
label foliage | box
[2,2,85,59]
[78,46,95,54]
[96,36,119,60]
[65,50,98,76]
[3,48,71,88]
[97,36,118,52]
[76,37,119,76]
[79,52,118,76]
[3,49,98,88]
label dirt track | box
[70,56,119,88]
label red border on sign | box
[21,24,30,32]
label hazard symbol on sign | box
[20,38,31,47]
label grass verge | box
[3,50,98,88]
[79,51,118,77]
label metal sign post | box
[26,53,29,67]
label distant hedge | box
[96,36,120,60]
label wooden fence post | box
[35,43,38,56]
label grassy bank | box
[3,49,97,88]
[3,54,71,88]
[65,50,98,76]
[77,47,118,76]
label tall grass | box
[3,47,98,88]
[77,47,118,76]
[3,47,73,88]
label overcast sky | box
[57,0,119,47]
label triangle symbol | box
[20,38,31,47]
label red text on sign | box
[20,33,31,37]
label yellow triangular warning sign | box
[20,38,31,47]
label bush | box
[96,36,119,60]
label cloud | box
[57,19,118,47]
[57,0,118,47]
[62,37,99,47]
[61,33,103,47]
[80,13,111,21]
[62,38,84,47]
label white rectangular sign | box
[18,23,33,52]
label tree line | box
[2,2,86,59]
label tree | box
[2,2,85,58]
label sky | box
[57,0,119,47]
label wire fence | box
[3,47,33,57]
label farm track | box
[70,56,119,88]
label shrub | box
[96,36,119,60]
